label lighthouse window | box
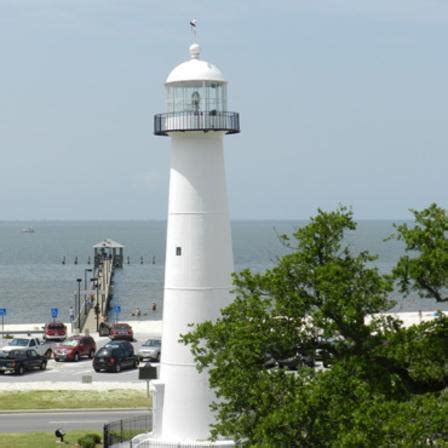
[176,247,182,256]
[165,83,227,114]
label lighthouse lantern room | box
[154,43,239,136]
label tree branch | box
[373,355,448,394]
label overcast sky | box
[1,0,447,220]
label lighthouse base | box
[131,434,235,448]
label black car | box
[0,349,47,375]
[93,341,139,373]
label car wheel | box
[134,359,139,369]
[89,350,95,359]
[17,365,24,375]
[156,353,160,362]
[40,361,47,370]
[45,349,52,359]
[115,363,121,373]
[73,352,79,362]
[55,358,60,362]
[94,368,100,373]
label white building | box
[133,39,240,447]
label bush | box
[77,432,101,448]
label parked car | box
[2,337,52,359]
[43,321,67,341]
[138,338,161,362]
[0,349,47,375]
[264,347,315,371]
[53,336,96,362]
[93,340,139,373]
[109,323,134,341]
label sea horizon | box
[1,220,446,325]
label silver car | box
[138,338,161,362]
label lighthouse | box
[134,35,240,447]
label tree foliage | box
[392,203,448,302]
[182,206,448,447]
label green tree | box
[392,203,448,302]
[182,207,448,447]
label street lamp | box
[84,268,92,291]
[76,278,82,330]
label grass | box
[0,430,102,448]
[0,389,151,410]
[0,390,150,447]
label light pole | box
[76,278,82,330]
[84,268,92,291]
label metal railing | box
[154,111,240,136]
[74,299,91,332]
[104,414,152,448]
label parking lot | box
[0,321,162,389]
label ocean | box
[0,220,445,324]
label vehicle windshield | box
[106,343,128,349]
[8,339,28,347]
[143,339,161,347]
[113,325,130,330]
[62,340,79,347]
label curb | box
[0,407,149,414]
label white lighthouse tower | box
[133,34,239,447]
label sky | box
[0,0,447,221]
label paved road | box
[0,409,150,432]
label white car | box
[138,338,161,362]
[2,337,52,359]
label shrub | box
[77,433,101,448]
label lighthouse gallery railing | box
[154,111,240,136]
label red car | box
[53,336,97,362]
[43,321,67,341]
[109,323,134,341]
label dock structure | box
[93,239,124,269]
[75,239,125,334]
